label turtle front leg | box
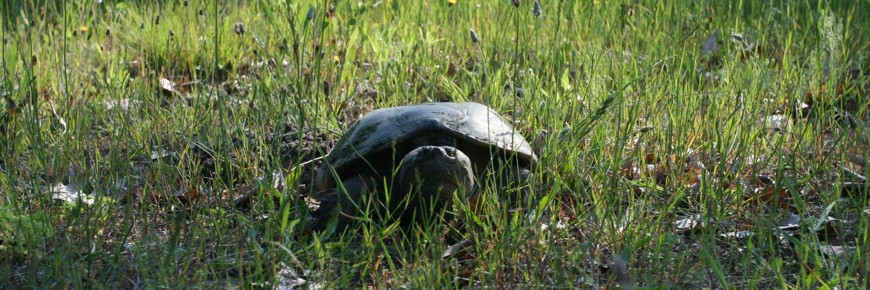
[311,175,376,231]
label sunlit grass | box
[1,0,868,288]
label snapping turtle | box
[312,102,537,228]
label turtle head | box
[397,145,475,208]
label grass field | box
[1,0,868,288]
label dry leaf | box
[778,213,800,231]
[274,262,307,289]
[443,238,475,259]
[702,29,720,54]
[818,244,852,259]
[51,182,94,205]
[674,215,705,233]
[719,230,754,240]
[159,77,176,92]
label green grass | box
[1,0,868,288]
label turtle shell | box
[315,102,537,191]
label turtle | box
[311,102,538,229]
